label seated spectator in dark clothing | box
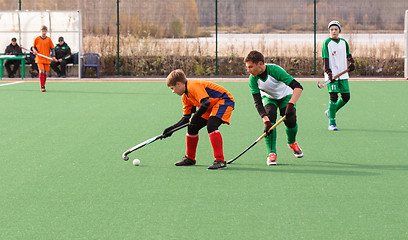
[26,46,39,78]
[50,36,73,78]
[4,37,23,78]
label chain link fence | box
[1,0,407,77]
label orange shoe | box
[41,87,46,92]
[288,142,303,158]
[267,153,277,166]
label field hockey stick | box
[227,116,286,164]
[317,68,350,89]
[21,46,54,61]
[122,123,189,161]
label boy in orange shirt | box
[162,69,235,169]
[33,25,56,92]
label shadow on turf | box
[339,128,408,134]
[315,161,408,171]
[128,162,382,176]
[224,163,379,176]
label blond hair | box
[166,69,187,86]
[40,25,48,31]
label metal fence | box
[1,0,407,77]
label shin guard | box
[39,73,45,87]
[186,133,199,161]
[209,130,224,161]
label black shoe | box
[61,74,66,78]
[57,73,62,77]
[208,160,227,170]
[174,156,196,166]
[9,74,14,78]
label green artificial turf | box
[0,80,407,239]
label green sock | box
[336,99,347,112]
[286,123,298,144]
[265,126,277,154]
[329,100,336,125]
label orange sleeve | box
[182,95,194,115]
[48,38,54,50]
[33,37,39,50]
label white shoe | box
[328,124,338,131]
[266,153,277,165]
[325,110,329,119]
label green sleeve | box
[342,38,351,55]
[268,65,293,85]
[322,38,330,59]
[248,75,260,94]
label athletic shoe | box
[207,160,227,169]
[174,156,196,166]
[325,109,329,119]
[266,153,277,166]
[40,87,46,92]
[328,124,338,131]
[287,142,303,158]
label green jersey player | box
[322,20,355,131]
[244,50,303,166]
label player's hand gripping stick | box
[21,46,54,61]
[317,68,350,89]
[122,123,188,161]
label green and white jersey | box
[249,64,293,100]
[322,38,351,80]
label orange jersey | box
[182,80,235,123]
[33,36,54,64]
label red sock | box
[186,133,199,161]
[209,130,224,161]
[43,72,47,86]
[39,73,44,87]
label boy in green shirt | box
[244,50,303,166]
[322,20,355,130]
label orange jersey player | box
[162,69,235,170]
[33,25,56,92]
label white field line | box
[0,81,25,87]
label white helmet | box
[328,20,341,32]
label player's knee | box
[207,116,222,133]
[341,93,350,103]
[207,124,219,134]
[284,114,297,128]
[187,125,200,135]
[329,93,338,102]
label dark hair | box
[11,37,17,42]
[58,36,64,41]
[244,50,265,64]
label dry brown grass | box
[83,34,404,59]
